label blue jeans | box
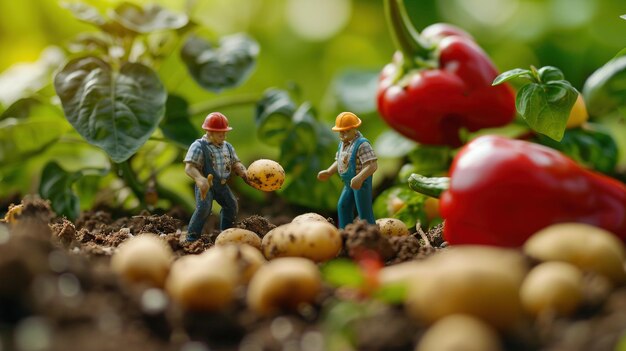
[186,183,237,241]
[337,174,375,229]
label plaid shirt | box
[336,132,377,174]
[184,136,240,181]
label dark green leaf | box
[180,34,259,92]
[535,123,619,174]
[160,94,197,147]
[538,66,565,82]
[61,2,106,26]
[516,81,577,141]
[582,56,626,117]
[39,162,81,220]
[373,130,416,158]
[321,259,365,288]
[255,89,296,146]
[0,118,68,165]
[1,98,40,120]
[492,68,531,86]
[109,2,188,33]
[333,70,379,113]
[54,56,167,162]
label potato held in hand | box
[247,159,285,192]
[111,233,174,288]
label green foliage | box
[160,94,197,148]
[321,259,365,288]
[535,123,619,174]
[110,3,189,33]
[180,34,259,92]
[582,56,626,118]
[255,89,343,209]
[373,185,427,229]
[54,57,167,163]
[38,161,108,220]
[493,66,578,142]
[0,118,69,165]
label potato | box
[215,228,262,250]
[262,221,342,262]
[378,260,429,287]
[416,314,502,351]
[376,218,410,236]
[247,159,285,192]
[291,212,328,224]
[165,252,238,311]
[247,257,321,315]
[520,261,583,317]
[110,233,174,288]
[405,246,527,330]
[201,244,266,284]
[524,223,626,284]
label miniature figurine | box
[317,112,378,228]
[183,112,248,242]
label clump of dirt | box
[341,220,395,261]
[351,304,418,351]
[50,218,76,247]
[237,215,276,237]
[426,223,445,247]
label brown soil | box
[1,197,625,351]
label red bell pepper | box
[409,135,626,246]
[377,0,516,147]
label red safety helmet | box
[202,112,233,132]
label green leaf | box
[68,33,111,55]
[516,81,577,141]
[180,34,259,92]
[1,98,40,120]
[538,66,565,82]
[321,259,365,288]
[406,145,452,175]
[0,118,68,165]
[535,123,619,174]
[109,2,189,33]
[54,56,167,163]
[372,283,407,304]
[160,94,197,147]
[332,70,379,114]
[373,130,416,158]
[255,89,296,146]
[61,2,106,27]
[373,185,427,229]
[39,162,81,220]
[492,68,531,86]
[582,56,626,117]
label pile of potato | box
[110,220,626,350]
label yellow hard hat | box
[332,112,362,131]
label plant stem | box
[114,160,146,206]
[189,93,262,116]
[384,0,431,70]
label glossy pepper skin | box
[439,135,626,246]
[377,0,516,147]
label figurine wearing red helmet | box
[183,112,249,242]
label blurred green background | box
[1,0,625,214]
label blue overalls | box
[186,139,238,241]
[337,137,376,229]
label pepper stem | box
[384,0,432,70]
[408,174,450,198]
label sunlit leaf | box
[68,33,111,55]
[373,185,427,228]
[61,2,106,26]
[110,2,189,33]
[181,34,259,92]
[583,56,626,117]
[538,66,565,82]
[492,68,531,86]
[54,56,167,162]
[0,118,69,165]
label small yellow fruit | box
[566,94,588,129]
[247,159,285,192]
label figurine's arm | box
[233,161,248,182]
[317,161,338,181]
[350,159,378,190]
[185,162,211,193]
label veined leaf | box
[181,34,259,92]
[110,2,188,33]
[54,56,167,162]
[255,89,296,146]
[160,94,197,147]
[492,68,531,86]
